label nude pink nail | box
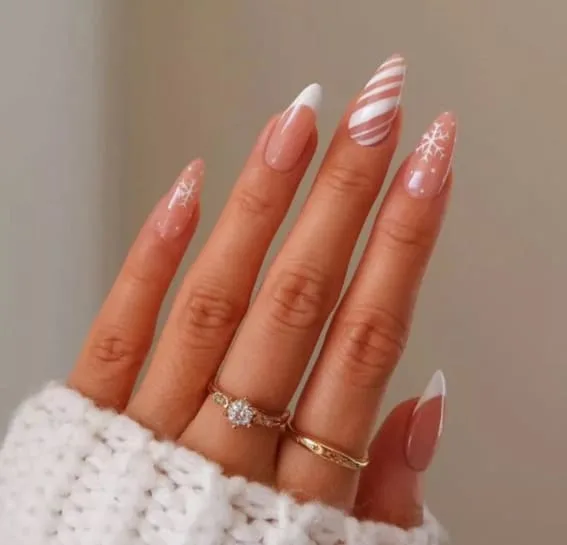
[154,158,204,239]
[405,370,446,472]
[406,112,457,198]
[264,83,322,172]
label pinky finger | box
[354,371,446,529]
[68,159,204,410]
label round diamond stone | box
[227,399,254,427]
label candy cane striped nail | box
[348,54,406,146]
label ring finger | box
[183,55,407,479]
[278,112,457,508]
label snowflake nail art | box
[406,112,457,198]
[168,179,198,210]
[156,158,204,239]
[416,121,450,164]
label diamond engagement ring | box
[208,382,290,430]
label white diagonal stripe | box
[348,97,399,129]
[364,65,406,89]
[380,55,406,68]
[355,128,391,146]
[350,117,394,139]
[380,56,404,68]
[358,81,402,102]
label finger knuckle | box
[123,252,172,289]
[89,327,148,370]
[323,163,376,196]
[267,265,334,332]
[233,184,275,218]
[177,283,247,347]
[120,231,181,289]
[335,307,409,389]
[379,216,435,254]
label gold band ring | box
[208,382,290,430]
[286,422,369,471]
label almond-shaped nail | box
[348,54,406,146]
[154,158,204,239]
[406,112,457,198]
[405,370,446,472]
[264,83,322,172]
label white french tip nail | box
[414,370,446,412]
[291,83,323,115]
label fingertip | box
[355,398,424,528]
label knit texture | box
[0,384,444,545]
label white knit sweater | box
[0,384,444,545]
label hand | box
[68,54,454,529]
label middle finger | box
[184,54,407,478]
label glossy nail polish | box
[348,54,406,146]
[406,112,457,198]
[405,370,446,472]
[264,83,322,172]
[155,158,204,239]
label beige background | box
[2,1,567,543]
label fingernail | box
[406,112,457,198]
[348,54,406,146]
[154,158,204,239]
[405,370,446,472]
[264,83,322,172]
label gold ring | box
[208,382,290,430]
[286,422,369,470]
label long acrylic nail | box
[405,370,446,472]
[154,158,204,239]
[264,83,322,172]
[348,54,406,146]
[406,112,457,198]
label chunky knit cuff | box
[0,384,445,545]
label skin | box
[68,89,452,529]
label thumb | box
[354,371,446,530]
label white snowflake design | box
[416,121,449,163]
[168,179,196,210]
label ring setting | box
[209,383,290,429]
[212,391,255,428]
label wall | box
[2,2,566,544]
[0,2,127,419]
